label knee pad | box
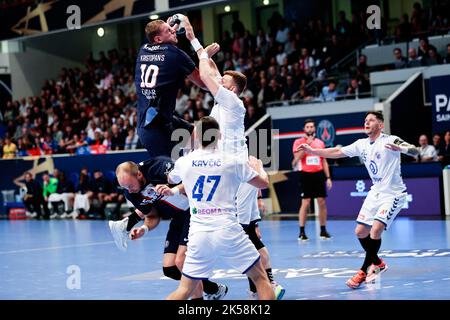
[163,265,181,281]
[245,223,265,250]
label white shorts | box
[357,190,407,230]
[182,223,260,280]
[236,182,260,226]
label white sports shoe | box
[108,217,129,252]
[204,283,228,300]
[247,290,258,300]
[49,213,59,219]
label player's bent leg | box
[166,276,199,300]
[246,260,275,300]
[163,253,181,280]
[346,224,371,289]
[355,223,371,238]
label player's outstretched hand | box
[155,184,174,196]
[296,143,312,153]
[385,143,402,152]
[205,43,220,58]
[130,227,145,240]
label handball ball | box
[170,13,186,34]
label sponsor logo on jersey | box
[191,207,235,215]
[317,119,335,147]
[369,160,378,175]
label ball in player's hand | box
[169,13,187,34]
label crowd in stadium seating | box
[19,167,126,220]
[1,3,449,159]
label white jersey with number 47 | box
[169,149,258,232]
[340,133,407,194]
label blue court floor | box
[0,217,449,300]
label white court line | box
[0,236,165,255]
[404,283,415,286]
[382,286,394,289]
[339,291,353,295]
[317,294,331,298]
[296,297,309,300]
[443,278,450,281]
[422,280,434,283]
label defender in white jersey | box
[297,111,419,288]
[158,117,275,300]
[182,17,285,299]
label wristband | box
[199,51,209,60]
[171,186,180,196]
[190,38,203,52]
[141,224,149,235]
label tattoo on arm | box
[393,138,419,157]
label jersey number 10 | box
[192,175,221,202]
[140,64,159,88]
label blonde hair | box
[145,20,165,43]
[115,161,139,178]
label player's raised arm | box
[296,144,347,159]
[183,16,221,95]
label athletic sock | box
[320,225,326,233]
[265,268,274,283]
[369,237,382,265]
[202,280,219,295]
[299,226,305,234]
[358,235,371,251]
[248,277,257,293]
[126,212,142,232]
[191,297,204,300]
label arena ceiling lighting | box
[263,0,270,5]
[97,27,105,37]
[224,5,231,12]
[150,14,159,20]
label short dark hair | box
[304,118,315,127]
[366,111,384,122]
[224,70,247,94]
[196,116,220,148]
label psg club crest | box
[317,120,335,147]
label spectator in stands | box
[92,170,114,219]
[264,79,283,104]
[444,44,450,64]
[422,47,443,66]
[281,75,298,101]
[291,87,314,102]
[433,133,444,158]
[110,124,125,150]
[335,11,351,37]
[124,127,139,150]
[48,171,75,218]
[346,78,364,99]
[393,48,408,69]
[0,138,3,158]
[42,173,59,219]
[2,137,17,159]
[441,131,450,166]
[73,168,95,219]
[23,172,49,219]
[320,81,338,102]
[416,134,438,162]
[407,48,423,67]
[417,37,437,59]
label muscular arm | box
[297,144,347,159]
[187,68,208,91]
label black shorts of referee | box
[299,170,327,199]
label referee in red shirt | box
[292,119,332,240]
